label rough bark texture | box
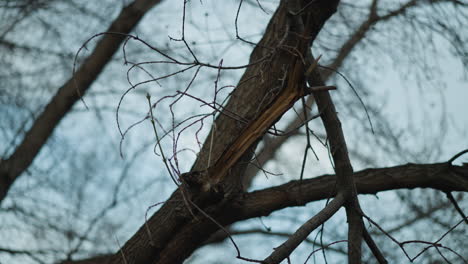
[2,0,466,263]
[64,162,468,263]
[0,0,163,203]
[104,1,340,263]
[243,0,425,187]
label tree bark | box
[104,0,340,263]
[63,162,468,263]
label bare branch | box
[262,193,345,264]
[0,0,164,203]
[363,227,388,264]
[62,162,468,264]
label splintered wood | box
[207,56,322,187]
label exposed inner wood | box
[207,57,321,188]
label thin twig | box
[445,192,468,224]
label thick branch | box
[103,1,341,264]
[64,162,468,264]
[0,0,162,203]
[237,163,468,219]
[244,0,440,188]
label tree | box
[0,0,467,263]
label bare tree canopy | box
[0,0,467,263]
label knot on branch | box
[180,170,207,188]
[180,170,225,205]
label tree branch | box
[363,227,388,264]
[0,0,163,203]
[263,193,346,264]
[205,229,347,255]
[306,52,362,263]
[99,1,342,263]
[235,163,468,221]
[243,0,444,189]
[62,162,468,264]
